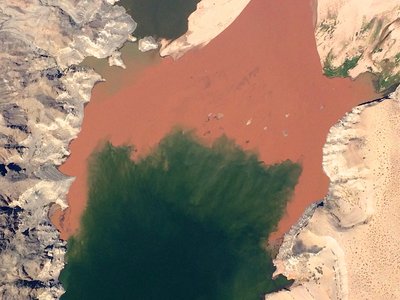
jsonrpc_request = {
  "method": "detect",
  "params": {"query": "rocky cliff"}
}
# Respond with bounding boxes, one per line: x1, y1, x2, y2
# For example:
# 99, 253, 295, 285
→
0, 1, 135, 298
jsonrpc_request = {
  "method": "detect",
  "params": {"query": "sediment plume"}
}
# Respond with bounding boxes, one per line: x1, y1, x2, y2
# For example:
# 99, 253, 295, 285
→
266, 87, 400, 299
0, 1, 135, 298
58, 0, 377, 243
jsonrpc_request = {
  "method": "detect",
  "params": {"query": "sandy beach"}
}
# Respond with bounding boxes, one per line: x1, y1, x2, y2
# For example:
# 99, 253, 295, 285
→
53, 0, 378, 240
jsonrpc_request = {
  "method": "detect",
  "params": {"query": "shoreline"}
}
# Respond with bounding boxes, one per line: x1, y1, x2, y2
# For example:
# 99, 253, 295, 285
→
267, 2, 400, 298
0, 1, 136, 298
266, 90, 400, 299
55, 0, 378, 241
159, 0, 252, 59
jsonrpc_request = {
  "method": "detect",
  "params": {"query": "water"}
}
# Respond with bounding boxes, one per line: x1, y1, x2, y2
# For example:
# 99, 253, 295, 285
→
119, 0, 200, 39
61, 130, 301, 299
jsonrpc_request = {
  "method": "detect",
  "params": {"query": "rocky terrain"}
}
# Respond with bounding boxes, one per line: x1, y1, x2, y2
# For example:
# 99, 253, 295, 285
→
0, 1, 135, 298
315, 0, 400, 92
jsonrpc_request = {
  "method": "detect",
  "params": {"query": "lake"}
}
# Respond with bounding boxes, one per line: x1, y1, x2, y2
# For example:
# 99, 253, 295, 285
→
60, 130, 300, 299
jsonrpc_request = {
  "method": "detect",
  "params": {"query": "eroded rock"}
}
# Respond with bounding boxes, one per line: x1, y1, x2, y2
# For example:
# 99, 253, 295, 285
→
0, 0, 135, 298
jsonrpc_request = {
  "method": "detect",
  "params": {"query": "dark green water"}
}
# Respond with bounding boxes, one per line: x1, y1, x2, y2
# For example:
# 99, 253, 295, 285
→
119, 0, 200, 39
60, 130, 301, 300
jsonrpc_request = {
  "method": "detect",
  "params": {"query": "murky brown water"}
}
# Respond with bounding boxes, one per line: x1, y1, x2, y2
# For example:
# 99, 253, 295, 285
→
53, 0, 378, 240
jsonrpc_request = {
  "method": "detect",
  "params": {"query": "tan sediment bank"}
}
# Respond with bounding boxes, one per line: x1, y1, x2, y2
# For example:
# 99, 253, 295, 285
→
315, 0, 400, 91
266, 89, 400, 299
265, 2, 400, 298
54, 0, 378, 240
160, 0, 251, 59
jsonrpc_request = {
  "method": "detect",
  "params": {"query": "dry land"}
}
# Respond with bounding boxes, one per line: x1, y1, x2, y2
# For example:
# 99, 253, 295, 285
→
267, 90, 400, 299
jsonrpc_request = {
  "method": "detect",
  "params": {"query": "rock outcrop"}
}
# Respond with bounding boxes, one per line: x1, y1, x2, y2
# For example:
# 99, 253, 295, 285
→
138, 36, 159, 52
0, 1, 135, 298
266, 88, 400, 299
315, 0, 400, 92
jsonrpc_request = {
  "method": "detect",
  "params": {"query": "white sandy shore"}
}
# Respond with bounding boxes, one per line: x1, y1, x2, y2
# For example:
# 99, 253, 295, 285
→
266, 88, 400, 299
159, 0, 251, 59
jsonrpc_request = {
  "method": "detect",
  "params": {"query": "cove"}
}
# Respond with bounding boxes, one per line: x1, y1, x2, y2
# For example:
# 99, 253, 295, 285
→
119, 0, 200, 39
60, 130, 301, 299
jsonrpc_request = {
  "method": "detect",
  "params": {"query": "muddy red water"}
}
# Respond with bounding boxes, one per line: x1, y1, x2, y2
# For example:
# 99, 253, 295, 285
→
53, 0, 378, 240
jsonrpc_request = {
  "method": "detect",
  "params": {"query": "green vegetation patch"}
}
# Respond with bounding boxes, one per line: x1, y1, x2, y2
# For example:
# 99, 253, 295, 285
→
373, 71, 400, 93
61, 130, 301, 300
372, 58, 400, 93
371, 19, 384, 42
318, 18, 337, 36
360, 17, 376, 35
323, 53, 361, 78
119, 0, 200, 39
394, 53, 400, 64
